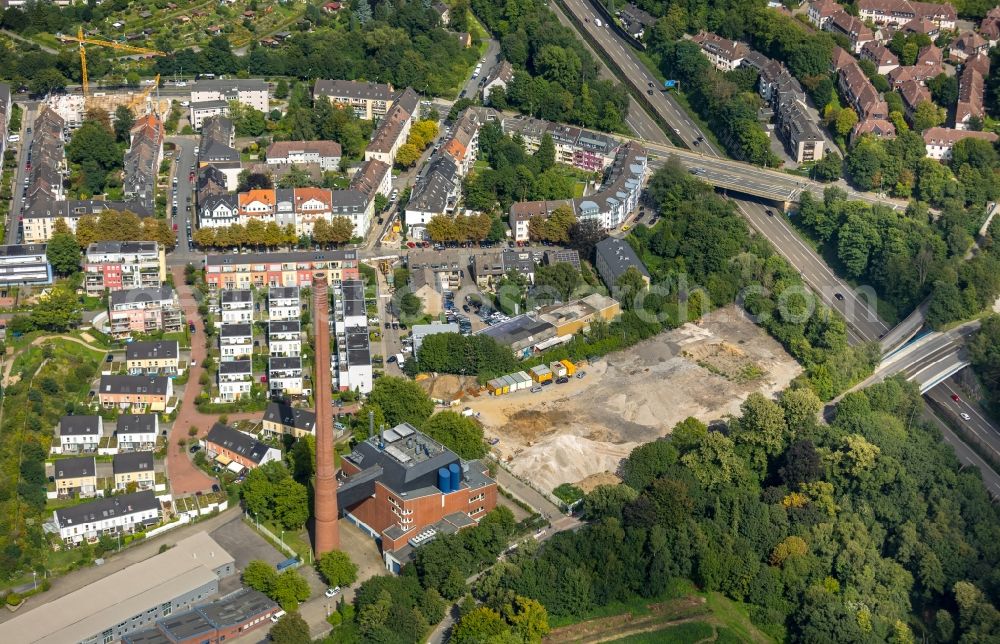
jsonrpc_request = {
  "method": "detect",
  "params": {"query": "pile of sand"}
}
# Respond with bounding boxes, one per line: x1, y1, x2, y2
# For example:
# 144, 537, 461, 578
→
509, 434, 637, 493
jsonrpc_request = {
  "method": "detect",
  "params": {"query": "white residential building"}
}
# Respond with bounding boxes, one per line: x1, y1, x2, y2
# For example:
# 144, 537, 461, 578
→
266, 140, 342, 171
189, 79, 269, 130
56, 416, 103, 454
923, 127, 999, 160
268, 357, 304, 396
84, 241, 165, 297
268, 286, 300, 321
219, 323, 253, 362
114, 414, 159, 452
221, 289, 254, 323
333, 280, 372, 395
53, 490, 160, 545
268, 320, 302, 357
218, 360, 253, 402
483, 60, 514, 104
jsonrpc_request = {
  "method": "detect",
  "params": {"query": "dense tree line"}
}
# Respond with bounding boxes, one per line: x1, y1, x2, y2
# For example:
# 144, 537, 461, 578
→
71, 210, 176, 251
464, 123, 583, 213
969, 314, 1000, 418
240, 461, 309, 531
478, 377, 1000, 642
192, 218, 356, 250
413, 332, 521, 381
654, 40, 778, 166
155, 3, 477, 97
332, 507, 539, 642
797, 187, 1000, 329
271, 82, 374, 160
797, 188, 949, 317
630, 160, 877, 399
472, 0, 630, 132
845, 131, 1000, 208
0, 341, 98, 581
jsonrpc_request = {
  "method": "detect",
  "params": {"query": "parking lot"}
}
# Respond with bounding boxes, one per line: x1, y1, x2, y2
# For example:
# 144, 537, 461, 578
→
209, 515, 287, 593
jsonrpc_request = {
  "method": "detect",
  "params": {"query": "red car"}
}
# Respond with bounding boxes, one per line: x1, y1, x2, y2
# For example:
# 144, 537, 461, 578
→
172, 223, 178, 231
951, 394, 961, 402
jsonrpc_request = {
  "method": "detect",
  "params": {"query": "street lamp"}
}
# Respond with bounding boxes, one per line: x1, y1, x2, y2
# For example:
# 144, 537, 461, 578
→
280, 530, 285, 549
32, 571, 36, 590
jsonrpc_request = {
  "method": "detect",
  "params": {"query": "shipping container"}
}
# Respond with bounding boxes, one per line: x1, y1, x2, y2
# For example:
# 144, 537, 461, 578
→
550, 362, 567, 378
501, 374, 518, 393
530, 364, 552, 383
512, 371, 532, 391
560, 359, 577, 376
487, 378, 505, 395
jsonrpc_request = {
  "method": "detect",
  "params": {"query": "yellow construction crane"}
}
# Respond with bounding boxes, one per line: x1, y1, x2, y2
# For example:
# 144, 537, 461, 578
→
128, 74, 161, 113
63, 27, 165, 100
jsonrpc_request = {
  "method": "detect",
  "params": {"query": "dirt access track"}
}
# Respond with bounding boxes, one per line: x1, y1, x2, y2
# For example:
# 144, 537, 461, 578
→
466, 306, 802, 494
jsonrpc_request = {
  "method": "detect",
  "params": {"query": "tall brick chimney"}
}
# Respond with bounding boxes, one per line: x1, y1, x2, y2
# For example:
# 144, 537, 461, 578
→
312, 273, 340, 553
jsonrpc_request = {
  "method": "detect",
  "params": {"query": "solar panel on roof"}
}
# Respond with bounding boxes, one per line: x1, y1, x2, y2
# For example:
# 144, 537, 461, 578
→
396, 425, 415, 437
385, 445, 411, 463
383, 428, 401, 443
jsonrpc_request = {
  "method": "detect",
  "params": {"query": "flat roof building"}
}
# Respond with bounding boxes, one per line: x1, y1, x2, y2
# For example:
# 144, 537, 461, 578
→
0, 532, 235, 644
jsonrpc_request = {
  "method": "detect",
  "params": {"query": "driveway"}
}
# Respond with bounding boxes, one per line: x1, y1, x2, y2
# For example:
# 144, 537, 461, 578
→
298, 519, 385, 638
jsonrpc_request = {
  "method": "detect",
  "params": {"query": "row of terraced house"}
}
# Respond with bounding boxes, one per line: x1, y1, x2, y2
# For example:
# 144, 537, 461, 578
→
22, 109, 164, 243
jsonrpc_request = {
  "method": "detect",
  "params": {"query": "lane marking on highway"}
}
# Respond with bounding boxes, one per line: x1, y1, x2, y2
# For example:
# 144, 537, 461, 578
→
938, 380, 1000, 437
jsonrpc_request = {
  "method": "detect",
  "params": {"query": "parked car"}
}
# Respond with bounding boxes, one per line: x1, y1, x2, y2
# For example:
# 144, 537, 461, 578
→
530, 385, 542, 393
960, 412, 971, 421
325, 587, 341, 598
556, 376, 569, 384
387, 355, 397, 363
189, 445, 201, 453
576, 371, 586, 379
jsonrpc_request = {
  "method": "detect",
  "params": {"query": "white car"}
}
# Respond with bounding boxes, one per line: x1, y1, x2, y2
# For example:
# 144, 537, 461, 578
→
960, 412, 971, 421
325, 587, 341, 598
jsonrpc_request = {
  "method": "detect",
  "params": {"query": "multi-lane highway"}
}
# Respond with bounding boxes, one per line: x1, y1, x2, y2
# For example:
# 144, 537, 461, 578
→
554, 0, 888, 345
554, 0, 1000, 490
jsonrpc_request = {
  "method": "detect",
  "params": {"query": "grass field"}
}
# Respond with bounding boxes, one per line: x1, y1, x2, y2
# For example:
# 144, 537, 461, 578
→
546, 580, 775, 644
611, 621, 714, 643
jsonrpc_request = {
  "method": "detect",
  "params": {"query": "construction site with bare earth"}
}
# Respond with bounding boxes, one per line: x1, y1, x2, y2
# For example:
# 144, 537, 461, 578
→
461, 305, 802, 495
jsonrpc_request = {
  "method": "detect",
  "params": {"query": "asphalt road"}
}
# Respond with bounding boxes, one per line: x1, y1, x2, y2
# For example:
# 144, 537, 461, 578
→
8, 102, 37, 245
166, 136, 198, 266
458, 39, 500, 101
555, 0, 1000, 491
558, 0, 888, 345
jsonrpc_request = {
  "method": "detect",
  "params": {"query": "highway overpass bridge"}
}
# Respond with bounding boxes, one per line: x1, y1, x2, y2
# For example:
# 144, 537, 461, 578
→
641, 142, 911, 210
860, 322, 979, 394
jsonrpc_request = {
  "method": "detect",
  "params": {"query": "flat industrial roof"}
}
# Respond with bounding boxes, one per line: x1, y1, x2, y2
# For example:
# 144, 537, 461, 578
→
0, 532, 234, 644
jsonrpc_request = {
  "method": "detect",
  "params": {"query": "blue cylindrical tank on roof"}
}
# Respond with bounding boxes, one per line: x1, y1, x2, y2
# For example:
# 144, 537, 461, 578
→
449, 463, 460, 491
438, 468, 451, 493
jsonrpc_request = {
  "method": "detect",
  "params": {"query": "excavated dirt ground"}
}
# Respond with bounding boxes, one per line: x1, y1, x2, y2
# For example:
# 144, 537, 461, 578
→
467, 306, 802, 494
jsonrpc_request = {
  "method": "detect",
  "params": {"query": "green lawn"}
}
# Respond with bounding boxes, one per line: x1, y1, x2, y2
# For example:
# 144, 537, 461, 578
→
611, 621, 714, 643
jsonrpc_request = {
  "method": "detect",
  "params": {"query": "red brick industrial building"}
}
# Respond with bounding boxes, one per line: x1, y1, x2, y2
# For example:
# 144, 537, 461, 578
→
337, 423, 497, 572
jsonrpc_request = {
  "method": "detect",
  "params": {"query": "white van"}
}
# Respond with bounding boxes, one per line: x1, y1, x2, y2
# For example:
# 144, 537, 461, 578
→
7, 134, 19, 143
270, 610, 286, 623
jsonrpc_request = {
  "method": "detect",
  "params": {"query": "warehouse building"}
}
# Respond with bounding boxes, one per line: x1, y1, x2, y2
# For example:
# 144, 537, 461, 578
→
0, 532, 235, 644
